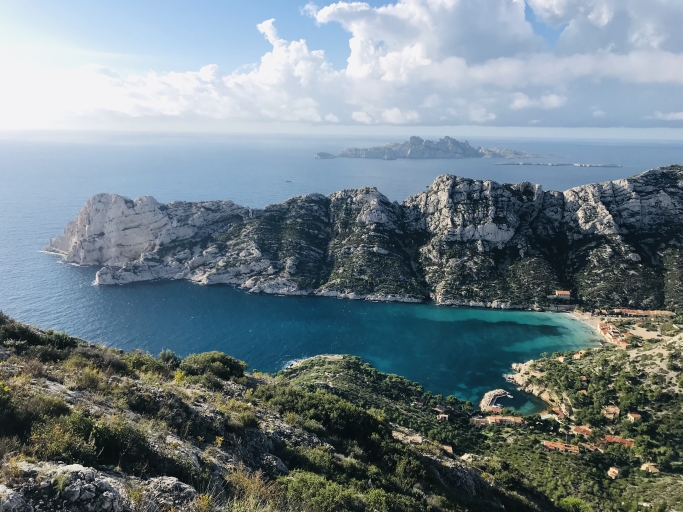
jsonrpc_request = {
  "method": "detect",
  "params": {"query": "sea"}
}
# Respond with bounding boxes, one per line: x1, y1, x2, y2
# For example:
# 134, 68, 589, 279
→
1, 132, 681, 413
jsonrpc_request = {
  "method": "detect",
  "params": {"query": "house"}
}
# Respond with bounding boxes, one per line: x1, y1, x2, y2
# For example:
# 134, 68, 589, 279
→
555, 290, 571, 300
541, 440, 579, 453
436, 414, 449, 421
580, 376, 588, 382
556, 356, 566, 363
627, 412, 641, 423
571, 425, 592, 437
578, 390, 588, 395
442, 445, 454, 454
412, 401, 424, 408
602, 405, 620, 420
607, 467, 622, 479
552, 407, 566, 420
488, 406, 503, 414
640, 463, 660, 473
573, 350, 588, 360
433, 404, 447, 413
604, 435, 634, 448
487, 416, 523, 425
580, 443, 604, 453
472, 417, 489, 427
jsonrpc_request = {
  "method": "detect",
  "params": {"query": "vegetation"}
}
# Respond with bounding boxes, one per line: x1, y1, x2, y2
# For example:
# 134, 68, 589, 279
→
2, 309, 683, 510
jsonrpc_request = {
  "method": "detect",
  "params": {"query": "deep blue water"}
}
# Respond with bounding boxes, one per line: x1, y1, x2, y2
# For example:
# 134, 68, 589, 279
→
1, 133, 680, 412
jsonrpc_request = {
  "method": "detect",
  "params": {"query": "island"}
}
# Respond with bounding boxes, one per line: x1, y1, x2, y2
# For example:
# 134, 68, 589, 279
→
318, 135, 552, 160
47, 165, 683, 312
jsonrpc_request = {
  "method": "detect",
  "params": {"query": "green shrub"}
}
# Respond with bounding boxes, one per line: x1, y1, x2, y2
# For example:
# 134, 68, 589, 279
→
27, 345, 69, 363
18, 394, 70, 424
0, 311, 10, 326
73, 346, 127, 374
123, 350, 169, 376
158, 349, 181, 369
41, 330, 77, 350
559, 497, 595, 512
280, 470, 361, 512
0, 322, 42, 346
180, 351, 247, 380
70, 368, 105, 391
238, 411, 260, 429
31, 411, 98, 465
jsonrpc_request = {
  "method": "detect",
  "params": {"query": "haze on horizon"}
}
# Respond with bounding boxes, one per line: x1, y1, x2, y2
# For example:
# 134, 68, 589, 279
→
1, 0, 682, 138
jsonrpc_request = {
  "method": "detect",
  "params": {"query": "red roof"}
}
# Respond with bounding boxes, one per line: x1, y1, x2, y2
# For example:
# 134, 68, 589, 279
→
604, 435, 634, 448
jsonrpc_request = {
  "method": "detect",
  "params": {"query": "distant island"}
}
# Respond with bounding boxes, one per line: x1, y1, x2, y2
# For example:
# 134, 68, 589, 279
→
316, 135, 553, 160
47, 165, 683, 312
495, 162, 622, 168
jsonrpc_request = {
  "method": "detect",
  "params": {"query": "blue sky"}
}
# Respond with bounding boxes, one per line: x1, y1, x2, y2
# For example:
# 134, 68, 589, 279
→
1, 0, 682, 133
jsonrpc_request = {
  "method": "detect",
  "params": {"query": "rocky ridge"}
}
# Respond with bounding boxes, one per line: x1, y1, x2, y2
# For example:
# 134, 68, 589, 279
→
334, 136, 548, 160
47, 165, 683, 310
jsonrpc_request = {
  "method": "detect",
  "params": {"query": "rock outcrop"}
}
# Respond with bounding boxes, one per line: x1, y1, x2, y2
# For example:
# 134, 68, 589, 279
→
47, 166, 683, 309
334, 135, 548, 159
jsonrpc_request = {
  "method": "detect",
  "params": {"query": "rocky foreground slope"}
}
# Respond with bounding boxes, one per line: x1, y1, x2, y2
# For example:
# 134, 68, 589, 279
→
48, 166, 683, 310
0, 313, 549, 511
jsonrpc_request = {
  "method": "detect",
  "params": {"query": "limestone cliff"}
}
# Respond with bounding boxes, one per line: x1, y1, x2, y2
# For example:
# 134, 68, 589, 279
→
47, 166, 683, 310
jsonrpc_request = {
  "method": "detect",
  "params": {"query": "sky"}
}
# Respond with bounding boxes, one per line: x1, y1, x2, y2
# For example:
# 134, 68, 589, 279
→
1, 0, 682, 135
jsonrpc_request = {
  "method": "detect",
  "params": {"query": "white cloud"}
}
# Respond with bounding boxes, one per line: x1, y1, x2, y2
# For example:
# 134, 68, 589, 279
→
381, 107, 420, 123
352, 111, 373, 123
653, 111, 683, 121
510, 93, 568, 110
0, 0, 682, 129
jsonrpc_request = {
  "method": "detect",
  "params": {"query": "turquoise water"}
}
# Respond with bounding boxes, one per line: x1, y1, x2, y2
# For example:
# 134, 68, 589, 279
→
2, 133, 677, 412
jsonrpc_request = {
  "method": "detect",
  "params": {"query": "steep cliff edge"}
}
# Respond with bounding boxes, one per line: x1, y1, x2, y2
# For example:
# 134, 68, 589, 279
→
47, 166, 683, 310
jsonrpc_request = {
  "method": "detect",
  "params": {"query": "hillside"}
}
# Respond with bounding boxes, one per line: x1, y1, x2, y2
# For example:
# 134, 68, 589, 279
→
46, 166, 683, 311
3, 308, 683, 510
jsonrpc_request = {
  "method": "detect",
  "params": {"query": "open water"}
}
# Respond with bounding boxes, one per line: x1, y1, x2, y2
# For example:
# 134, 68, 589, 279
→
1, 132, 681, 412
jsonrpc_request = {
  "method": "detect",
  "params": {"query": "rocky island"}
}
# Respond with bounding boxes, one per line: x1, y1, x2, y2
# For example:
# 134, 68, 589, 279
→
318, 136, 550, 160
47, 166, 683, 311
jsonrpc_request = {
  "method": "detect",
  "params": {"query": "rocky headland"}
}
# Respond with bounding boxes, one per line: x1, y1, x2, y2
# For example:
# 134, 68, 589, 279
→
327, 136, 549, 160
48, 165, 683, 311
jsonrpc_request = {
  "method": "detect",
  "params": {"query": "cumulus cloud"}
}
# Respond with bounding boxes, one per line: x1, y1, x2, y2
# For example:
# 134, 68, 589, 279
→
0, 0, 682, 129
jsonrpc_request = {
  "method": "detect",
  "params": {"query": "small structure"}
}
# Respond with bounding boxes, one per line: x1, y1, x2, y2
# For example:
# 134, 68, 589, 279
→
433, 404, 446, 414
604, 435, 634, 448
578, 390, 588, 395
555, 290, 571, 300
640, 463, 660, 473
436, 414, 449, 421
573, 350, 588, 360
472, 417, 489, 428
571, 425, 592, 437
602, 405, 621, 420
580, 443, 604, 453
487, 416, 523, 425
615, 309, 674, 317
627, 412, 641, 423
556, 356, 566, 363
541, 440, 579, 453
488, 406, 503, 414
607, 467, 622, 479
442, 445, 454, 454
412, 401, 424, 408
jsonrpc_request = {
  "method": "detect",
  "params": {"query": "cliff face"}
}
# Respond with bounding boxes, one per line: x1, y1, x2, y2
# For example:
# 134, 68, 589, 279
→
47, 166, 683, 309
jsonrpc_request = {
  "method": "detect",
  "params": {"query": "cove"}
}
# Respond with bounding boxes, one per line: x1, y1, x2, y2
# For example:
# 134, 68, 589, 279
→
39, 264, 600, 414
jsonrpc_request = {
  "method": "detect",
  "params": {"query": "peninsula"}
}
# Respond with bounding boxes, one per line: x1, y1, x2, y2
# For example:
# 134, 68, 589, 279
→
48, 165, 683, 311
316, 135, 551, 160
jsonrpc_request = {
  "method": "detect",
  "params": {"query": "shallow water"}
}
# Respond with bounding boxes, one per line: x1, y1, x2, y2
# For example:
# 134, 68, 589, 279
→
1, 133, 677, 412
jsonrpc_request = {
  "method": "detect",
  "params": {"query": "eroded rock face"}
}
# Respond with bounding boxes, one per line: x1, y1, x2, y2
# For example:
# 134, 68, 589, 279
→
47, 166, 683, 309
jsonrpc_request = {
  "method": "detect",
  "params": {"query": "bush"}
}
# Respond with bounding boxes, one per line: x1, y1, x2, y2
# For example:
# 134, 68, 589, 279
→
281, 471, 361, 512
123, 350, 169, 376
180, 351, 247, 381
158, 349, 181, 369
27, 345, 69, 363
73, 346, 127, 374
559, 497, 595, 512
0, 323, 42, 346
0, 311, 10, 326
70, 368, 105, 391
41, 330, 77, 350
238, 411, 260, 429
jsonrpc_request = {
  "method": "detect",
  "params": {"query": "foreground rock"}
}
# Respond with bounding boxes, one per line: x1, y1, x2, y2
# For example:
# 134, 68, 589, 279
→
47, 166, 683, 310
